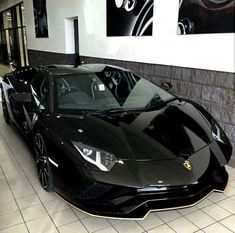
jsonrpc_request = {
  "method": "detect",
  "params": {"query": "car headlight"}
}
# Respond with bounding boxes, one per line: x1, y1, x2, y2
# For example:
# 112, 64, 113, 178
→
72, 142, 118, 172
211, 120, 225, 144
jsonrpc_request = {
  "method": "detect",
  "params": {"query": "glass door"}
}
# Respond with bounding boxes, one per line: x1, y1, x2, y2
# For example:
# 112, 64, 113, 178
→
0, 3, 29, 67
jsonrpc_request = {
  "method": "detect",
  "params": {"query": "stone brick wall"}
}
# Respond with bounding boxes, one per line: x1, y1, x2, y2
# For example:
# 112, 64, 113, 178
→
81, 56, 235, 158
28, 50, 76, 66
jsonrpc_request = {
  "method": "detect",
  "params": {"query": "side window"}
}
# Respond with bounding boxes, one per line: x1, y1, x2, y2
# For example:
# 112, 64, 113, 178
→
31, 72, 49, 109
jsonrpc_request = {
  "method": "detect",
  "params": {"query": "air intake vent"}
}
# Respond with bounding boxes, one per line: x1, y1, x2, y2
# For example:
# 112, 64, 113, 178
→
46, 65, 57, 68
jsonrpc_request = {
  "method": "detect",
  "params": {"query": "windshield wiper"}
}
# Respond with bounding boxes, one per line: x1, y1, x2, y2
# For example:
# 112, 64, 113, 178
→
145, 93, 165, 110
96, 108, 127, 114
58, 109, 127, 116
73, 108, 125, 115
145, 97, 177, 111
145, 101, 166, 111
94, 107, 145, 115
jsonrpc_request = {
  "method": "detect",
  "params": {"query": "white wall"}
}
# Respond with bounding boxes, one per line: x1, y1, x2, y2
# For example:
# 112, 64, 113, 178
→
78, 0, 235, 73
23, 0, 82, 54
1, 0, 234, 72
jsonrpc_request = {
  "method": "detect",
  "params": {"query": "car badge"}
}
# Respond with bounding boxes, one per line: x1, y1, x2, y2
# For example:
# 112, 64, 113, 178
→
183, 161, 192, 171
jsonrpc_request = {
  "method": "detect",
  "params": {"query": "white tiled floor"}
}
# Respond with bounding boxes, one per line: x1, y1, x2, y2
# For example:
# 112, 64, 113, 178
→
0, 109, 235, 233
0, 65, 10, 79
0, 65, 235, 233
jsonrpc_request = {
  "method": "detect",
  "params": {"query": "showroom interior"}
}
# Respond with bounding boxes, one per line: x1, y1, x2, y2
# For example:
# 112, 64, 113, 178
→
0, 0, 235, 233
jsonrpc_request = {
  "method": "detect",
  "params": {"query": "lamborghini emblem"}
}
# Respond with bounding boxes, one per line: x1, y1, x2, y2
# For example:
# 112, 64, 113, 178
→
183, 161, 192, 171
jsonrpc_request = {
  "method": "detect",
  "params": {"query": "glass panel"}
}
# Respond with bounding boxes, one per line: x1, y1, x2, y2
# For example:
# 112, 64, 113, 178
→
17, 28, 25, 66
3, 10, 12, 29
16, 5, 22, 27
0, 31, 8, 63
11, 7, 17, 29
23, 27, 29, 65
0, 12, 3, 30
31, 72, 49, 108
5, 30, 11, 61
1, 4, 28, 66
55, 72, 174, 112
9, 29, 16, 62
21, 4, 26, 27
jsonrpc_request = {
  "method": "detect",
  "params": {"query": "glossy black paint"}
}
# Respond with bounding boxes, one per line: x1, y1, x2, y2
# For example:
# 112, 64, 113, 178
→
1, 64, 232, 218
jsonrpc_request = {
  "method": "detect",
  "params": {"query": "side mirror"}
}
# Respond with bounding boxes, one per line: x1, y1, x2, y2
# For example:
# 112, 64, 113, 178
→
10, 93, 32, 104
10, 61, 18, 72
161, 81, 173, 91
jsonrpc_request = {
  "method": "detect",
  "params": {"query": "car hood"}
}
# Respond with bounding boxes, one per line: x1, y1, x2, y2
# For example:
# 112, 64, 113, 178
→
51, 99, 213, 161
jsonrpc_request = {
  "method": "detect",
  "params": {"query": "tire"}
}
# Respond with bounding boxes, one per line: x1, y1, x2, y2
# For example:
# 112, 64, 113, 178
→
34, 132, 53, 192
1, 90, 10, 124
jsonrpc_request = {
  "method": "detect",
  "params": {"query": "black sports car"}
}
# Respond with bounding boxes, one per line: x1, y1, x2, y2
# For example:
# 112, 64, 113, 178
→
0, 64, 232, 219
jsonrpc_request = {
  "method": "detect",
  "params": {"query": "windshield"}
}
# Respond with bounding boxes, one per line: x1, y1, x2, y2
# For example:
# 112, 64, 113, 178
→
54, 69, 174, 113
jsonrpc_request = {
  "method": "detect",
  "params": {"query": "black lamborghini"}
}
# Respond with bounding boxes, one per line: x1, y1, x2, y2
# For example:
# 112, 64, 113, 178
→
0, 64, 232, 219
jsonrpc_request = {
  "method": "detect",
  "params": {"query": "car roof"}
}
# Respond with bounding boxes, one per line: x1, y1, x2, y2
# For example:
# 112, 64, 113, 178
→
42, 63, 129, 76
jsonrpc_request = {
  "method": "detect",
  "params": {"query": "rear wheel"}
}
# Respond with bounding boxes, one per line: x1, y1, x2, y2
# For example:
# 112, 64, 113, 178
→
34, 132, 53, 192
1, 90, 10, 124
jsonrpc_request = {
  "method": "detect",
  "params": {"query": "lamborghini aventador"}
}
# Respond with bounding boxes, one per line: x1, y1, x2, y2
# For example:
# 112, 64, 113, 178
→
0, 64, 232, 219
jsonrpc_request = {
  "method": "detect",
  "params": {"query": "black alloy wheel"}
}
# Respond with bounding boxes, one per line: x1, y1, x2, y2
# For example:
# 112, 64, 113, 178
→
1, 90, 10, 124
34, 133, 53, 192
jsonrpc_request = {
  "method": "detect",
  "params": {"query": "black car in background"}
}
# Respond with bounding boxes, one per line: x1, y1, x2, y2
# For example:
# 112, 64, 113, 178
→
0, 64, 232, 219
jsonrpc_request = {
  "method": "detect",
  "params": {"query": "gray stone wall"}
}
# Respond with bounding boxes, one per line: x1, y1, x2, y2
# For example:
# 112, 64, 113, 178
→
81, 56, 235, 158
28, 50, 76, 66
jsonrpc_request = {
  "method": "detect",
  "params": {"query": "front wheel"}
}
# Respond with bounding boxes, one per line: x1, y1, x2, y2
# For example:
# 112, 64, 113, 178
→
1, 90, 10, 124
34, 132, 53, 192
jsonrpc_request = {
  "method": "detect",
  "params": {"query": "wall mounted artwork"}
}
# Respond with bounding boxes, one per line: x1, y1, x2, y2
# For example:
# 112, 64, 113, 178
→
33, 0, 49, 38
107, 0, 154, 36
178, 0, 235, 34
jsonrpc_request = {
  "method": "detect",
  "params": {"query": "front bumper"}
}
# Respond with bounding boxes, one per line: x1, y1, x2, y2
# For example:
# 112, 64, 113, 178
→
56, 166, 228, 219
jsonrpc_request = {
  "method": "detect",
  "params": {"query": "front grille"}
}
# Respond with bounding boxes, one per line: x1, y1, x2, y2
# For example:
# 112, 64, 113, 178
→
73, 182, 112, 200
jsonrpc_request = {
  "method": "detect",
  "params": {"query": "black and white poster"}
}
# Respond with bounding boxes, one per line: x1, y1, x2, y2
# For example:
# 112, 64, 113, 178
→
107, 0, 154, 36
178, 0, 235, 34
33, 0, 49, 38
